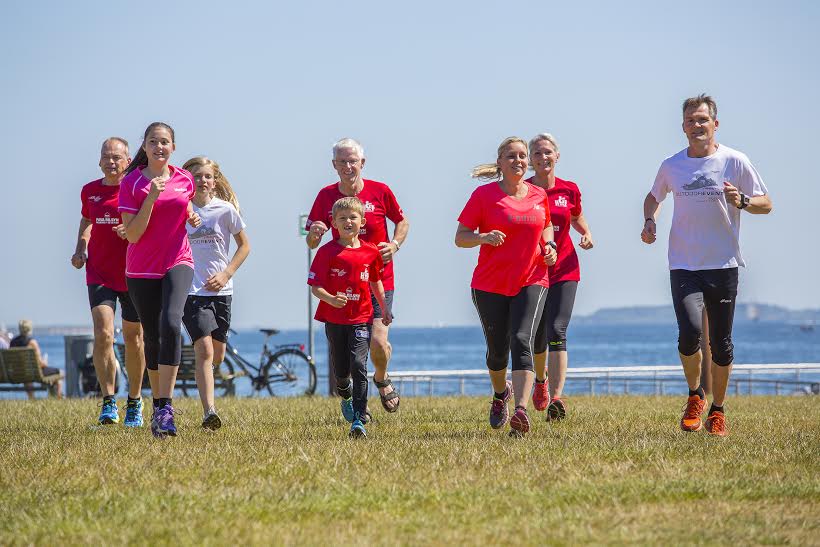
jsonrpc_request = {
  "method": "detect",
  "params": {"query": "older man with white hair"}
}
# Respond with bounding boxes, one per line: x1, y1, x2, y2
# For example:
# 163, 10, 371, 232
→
306, 138, 409, 415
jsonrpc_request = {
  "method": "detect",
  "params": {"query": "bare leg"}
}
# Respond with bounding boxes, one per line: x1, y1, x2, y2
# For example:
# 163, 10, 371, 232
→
158, 365, 179, 399
548, 351, 568, 399
489, 368, 508, 395
121, 320, 145, 399
711, 363, 732, 407
91, 306, 118, 397
680, 350, 702, 391
146, 369, 159, 399
534, 351, 547, 382
370, 321, 397, 410
512, 369, 534, 409
699, 308, 713, 397
194, 336, 215, 414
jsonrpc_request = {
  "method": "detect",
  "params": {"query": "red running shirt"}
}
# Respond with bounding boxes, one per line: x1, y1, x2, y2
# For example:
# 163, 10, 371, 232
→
80, 179, 128, 292
308, 241, 384, 325
118, 166, 195, 278
527, 177, 583, 284
306, 179, 404, 291
458, 182, 552, 296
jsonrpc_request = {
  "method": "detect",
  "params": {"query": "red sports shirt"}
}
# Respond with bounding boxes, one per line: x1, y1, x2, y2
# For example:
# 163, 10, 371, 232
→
80, 178, 128, 292
306, 179, 404, 291
308, 241, 384, 325
526, 177, 582, 284
458, 182, 552, 296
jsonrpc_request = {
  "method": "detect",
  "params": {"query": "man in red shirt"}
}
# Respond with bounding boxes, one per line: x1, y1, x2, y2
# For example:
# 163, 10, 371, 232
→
306, 138, 409, 413
72, 138, 146, 427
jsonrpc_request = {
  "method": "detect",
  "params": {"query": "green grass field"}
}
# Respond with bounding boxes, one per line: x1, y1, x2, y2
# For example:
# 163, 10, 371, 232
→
1, 395, 818, 545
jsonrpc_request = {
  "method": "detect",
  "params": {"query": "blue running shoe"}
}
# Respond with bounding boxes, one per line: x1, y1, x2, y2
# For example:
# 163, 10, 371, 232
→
340, 397, 356, 423
124, 398, 144, 428
98, 399, 119, 425
349, 413, 367, 438
151, 404, 177, 438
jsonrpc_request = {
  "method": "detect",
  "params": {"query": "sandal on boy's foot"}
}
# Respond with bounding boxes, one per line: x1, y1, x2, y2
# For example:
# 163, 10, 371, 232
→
340, 397, 356, 423
360, 407, 373, 424
532, 381, 550, 411
489, 381, 513, 430
349, 415, 367, 438
374, 377, 400, 412
546, 398, 567, 422
509, 407, 531, 437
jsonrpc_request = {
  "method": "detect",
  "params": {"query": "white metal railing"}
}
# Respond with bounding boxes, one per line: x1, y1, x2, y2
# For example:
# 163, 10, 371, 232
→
374, 363, 820, 397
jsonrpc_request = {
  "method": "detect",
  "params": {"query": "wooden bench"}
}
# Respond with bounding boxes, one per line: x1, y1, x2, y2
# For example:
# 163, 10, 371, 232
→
0, 348, 63, 396
114, 343, 245, 397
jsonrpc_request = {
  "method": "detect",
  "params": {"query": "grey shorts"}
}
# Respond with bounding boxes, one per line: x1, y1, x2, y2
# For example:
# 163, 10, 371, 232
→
370, 289, 394, 320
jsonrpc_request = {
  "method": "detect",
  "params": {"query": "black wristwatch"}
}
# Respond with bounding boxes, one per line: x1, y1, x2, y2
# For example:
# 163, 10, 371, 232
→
738, 192, 750, 209
546, 241, 557, 251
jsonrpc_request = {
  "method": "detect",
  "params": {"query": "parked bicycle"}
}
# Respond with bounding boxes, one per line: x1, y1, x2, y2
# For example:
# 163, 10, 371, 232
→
224, 328, 317, 397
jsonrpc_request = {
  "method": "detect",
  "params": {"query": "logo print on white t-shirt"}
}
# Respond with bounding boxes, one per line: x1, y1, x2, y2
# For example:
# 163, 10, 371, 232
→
683, 175, 717, 191
554, 196, 568, 208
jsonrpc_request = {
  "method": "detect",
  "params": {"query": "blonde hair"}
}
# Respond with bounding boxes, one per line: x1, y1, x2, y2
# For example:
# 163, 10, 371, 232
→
528, 133, 560, 154
183, 156, 241, 214
471, 137, 528, 181
332, 138, 365, 159
332, 196, 364, 218
18, 319, 33, 337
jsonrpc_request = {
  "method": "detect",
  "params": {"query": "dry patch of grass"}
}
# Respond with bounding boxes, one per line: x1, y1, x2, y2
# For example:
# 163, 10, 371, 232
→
1, 396, 818, 545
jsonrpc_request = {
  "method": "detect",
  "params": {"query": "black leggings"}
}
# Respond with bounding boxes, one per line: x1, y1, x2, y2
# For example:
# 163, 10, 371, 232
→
534, 280, 578, 353
325, 323, 371, 415
471, 285, 548, 372
670, 268, 738, 366
127, 265, 194, 370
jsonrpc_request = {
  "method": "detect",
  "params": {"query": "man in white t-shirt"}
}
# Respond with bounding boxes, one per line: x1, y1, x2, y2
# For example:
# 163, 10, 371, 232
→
641, 94, 772, 436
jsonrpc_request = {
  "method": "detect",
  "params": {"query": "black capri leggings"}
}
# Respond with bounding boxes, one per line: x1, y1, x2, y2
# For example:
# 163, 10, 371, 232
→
127, 265, 194, 370
471, 285, 548, 372
534, 280, 578, 354
325, 323, 371, 416
670, 268, 738, 366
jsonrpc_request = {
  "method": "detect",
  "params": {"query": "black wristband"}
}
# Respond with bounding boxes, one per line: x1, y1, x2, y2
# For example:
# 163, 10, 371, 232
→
645, 218, 655, 223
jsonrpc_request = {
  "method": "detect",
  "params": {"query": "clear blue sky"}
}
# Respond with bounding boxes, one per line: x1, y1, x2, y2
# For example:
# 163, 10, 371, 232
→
1, 1, 818, 329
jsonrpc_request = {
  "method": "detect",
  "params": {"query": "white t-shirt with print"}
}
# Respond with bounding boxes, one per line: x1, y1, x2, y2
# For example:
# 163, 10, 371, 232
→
187, 197, 246, 296
651, 144, 768, 271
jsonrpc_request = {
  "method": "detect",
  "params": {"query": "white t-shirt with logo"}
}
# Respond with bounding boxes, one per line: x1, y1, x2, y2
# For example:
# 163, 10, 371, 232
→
651, 144, 768, 271
186, 197, 246, 296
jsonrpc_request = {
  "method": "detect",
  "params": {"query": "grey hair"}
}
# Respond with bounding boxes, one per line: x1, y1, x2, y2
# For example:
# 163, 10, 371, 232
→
682, 94, 717, 120
332, 138, 365, 159
102, 137, 130, 153
528, 133, 559, 154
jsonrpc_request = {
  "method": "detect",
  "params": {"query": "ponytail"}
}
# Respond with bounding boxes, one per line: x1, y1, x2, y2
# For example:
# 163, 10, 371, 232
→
471, 136, 528, 182
125, 122, 176, 176
183, 156, 241, 215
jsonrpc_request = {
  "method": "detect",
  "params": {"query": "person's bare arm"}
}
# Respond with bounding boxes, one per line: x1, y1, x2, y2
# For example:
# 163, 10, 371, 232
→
455, 223, 504, 248
204, 230, 251, 292
641, 192, 661, 244
570, 213, 594, 249
71, 218, 92, 268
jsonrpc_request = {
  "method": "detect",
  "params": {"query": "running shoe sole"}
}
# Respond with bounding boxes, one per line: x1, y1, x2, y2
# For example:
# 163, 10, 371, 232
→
202, 413, 222, 431
546, 399, 567, 422
510, 409, 530, 436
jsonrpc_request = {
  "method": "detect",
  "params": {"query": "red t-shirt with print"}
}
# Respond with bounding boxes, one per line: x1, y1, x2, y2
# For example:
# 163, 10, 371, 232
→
80, 178, 128, 292
308, 241, 384, 324
458, 182, 552, 296
527, 176, 582, 283
306, 179, 404, 291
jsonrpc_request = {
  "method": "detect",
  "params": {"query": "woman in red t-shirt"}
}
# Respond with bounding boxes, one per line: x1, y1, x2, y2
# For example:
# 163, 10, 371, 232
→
527, 133, 594, 421
455, 137, 557, 437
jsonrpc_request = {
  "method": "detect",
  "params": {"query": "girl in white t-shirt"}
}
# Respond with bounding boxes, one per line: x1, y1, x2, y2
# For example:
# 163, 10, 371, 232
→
181, 157, 251, 429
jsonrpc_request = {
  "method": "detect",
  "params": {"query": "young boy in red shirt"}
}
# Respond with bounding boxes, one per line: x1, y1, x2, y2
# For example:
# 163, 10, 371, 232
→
308, 197, 393, 437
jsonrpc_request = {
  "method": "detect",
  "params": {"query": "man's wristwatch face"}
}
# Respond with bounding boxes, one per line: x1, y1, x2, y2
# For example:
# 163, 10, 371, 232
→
740, 193, 750, 209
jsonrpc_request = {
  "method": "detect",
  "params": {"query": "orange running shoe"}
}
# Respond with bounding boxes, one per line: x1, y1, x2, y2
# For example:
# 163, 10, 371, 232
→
680, 395, 707, 432
705, 410, 728, 436
532, 381, 550, 411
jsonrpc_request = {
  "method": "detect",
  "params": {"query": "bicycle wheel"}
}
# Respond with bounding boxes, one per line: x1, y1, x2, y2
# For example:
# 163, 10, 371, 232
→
263, 348, 316, 396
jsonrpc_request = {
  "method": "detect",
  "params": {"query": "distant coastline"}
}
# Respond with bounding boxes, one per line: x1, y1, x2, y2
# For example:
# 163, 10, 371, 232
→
12, 303, 819, 335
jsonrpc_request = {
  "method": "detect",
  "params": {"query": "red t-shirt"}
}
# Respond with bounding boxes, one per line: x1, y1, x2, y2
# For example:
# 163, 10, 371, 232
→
306, 179, 404, 291
118, 166, 195, 278
80, 179, 128, 292
458, 182, 552, 296
308, 241, 384, 325
527, 176, 582, 284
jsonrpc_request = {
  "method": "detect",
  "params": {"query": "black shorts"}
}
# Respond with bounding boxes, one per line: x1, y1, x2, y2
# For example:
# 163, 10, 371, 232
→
370, 289, 394, 319
88, 284, 139, 323
182, 295, 232, 343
